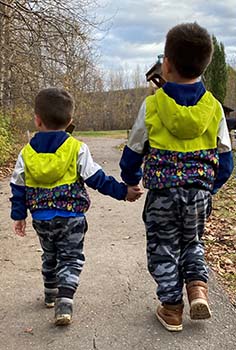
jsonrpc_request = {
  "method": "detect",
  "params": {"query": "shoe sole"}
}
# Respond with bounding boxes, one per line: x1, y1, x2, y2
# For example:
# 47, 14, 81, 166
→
190, 299, 211, 320
45, 302, 55, 308
55, 314, 72, 326
156, 311, 183, 332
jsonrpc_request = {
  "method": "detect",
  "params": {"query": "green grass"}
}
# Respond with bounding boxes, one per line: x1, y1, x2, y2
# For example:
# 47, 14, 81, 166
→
74, 130, 128, 138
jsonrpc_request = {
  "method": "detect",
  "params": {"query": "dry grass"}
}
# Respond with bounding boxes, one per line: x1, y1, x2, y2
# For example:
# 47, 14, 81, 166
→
75, 130, 128, 139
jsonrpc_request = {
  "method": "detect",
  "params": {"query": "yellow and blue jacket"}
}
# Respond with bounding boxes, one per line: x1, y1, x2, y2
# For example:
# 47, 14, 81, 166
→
120, 81, 233, 193
10, 132, 127, 220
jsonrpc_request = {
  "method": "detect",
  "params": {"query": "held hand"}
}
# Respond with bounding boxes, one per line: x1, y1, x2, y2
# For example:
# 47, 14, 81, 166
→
126, 185, 144, 202
13, 220, 26, 237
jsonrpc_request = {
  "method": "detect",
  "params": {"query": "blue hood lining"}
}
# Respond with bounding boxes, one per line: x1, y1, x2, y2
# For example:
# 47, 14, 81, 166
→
163, 81, 206, 106
30, 131, 69, 153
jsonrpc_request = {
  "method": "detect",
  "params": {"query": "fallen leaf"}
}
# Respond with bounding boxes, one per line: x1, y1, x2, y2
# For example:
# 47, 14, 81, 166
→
24, 327, 33, 334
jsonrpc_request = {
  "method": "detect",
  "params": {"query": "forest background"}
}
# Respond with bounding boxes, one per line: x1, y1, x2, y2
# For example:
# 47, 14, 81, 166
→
0, 0, 236, 166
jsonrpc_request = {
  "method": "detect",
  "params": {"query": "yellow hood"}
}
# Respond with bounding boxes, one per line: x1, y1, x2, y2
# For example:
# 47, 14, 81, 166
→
155, 89, 218, 140
22, 137, 81, 187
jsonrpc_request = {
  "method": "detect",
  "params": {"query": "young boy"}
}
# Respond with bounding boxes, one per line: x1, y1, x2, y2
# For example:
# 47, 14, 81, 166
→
119, 22, 233, 331
10, 87, 143, 326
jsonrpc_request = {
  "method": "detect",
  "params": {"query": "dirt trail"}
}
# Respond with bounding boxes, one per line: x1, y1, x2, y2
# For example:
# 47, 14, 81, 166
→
0, 137, 236, 350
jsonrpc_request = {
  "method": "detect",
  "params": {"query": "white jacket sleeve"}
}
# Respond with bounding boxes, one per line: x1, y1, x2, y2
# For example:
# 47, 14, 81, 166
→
77, 143, 101, 180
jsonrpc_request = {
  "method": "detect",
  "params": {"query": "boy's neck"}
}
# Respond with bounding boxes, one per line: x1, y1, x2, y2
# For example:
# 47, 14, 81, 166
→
167, 71, 199, 85
169, 78, 199, 84
38, 128, 64, 132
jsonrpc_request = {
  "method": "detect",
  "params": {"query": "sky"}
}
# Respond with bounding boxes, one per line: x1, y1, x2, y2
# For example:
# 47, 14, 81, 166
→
95, 0, 236, 76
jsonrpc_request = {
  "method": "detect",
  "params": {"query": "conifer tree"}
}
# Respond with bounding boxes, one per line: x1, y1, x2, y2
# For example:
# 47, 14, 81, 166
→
203, 35, 227, 104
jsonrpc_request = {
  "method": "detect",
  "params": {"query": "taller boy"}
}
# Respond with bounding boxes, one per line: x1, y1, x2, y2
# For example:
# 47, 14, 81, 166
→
120, 22, 233, 331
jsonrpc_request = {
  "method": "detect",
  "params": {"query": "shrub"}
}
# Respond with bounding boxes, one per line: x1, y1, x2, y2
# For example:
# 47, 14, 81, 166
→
0, 116, 13, 166
0, 110, 31, 167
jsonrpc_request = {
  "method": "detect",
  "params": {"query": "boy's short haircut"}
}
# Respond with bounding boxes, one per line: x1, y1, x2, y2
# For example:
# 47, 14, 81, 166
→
164, 22, 213, 79
34, 87, 75, 129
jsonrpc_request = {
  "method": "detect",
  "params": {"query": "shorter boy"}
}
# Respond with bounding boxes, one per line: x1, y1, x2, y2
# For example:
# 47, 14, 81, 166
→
10, 87, 143, 326
119, 22, 233, 331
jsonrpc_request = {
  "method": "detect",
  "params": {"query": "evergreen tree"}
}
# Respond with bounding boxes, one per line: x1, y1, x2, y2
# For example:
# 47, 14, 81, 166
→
203, 35, 227, 104
225, 65, 236, 108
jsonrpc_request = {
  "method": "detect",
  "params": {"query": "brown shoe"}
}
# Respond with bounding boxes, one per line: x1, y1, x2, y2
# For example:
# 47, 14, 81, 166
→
186, 281, 211, 320
156, 303, 184, 332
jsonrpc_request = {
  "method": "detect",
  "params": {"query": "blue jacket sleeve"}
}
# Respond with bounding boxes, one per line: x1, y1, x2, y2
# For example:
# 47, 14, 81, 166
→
119, 145, 143, 185
10, 183, 27, 220
85, 169, 127, 200
212, 151, 234, 194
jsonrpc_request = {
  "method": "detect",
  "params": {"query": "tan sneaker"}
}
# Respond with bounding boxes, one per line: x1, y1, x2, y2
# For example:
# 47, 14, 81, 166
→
54, 298, 73, 326
156, 303, 184, 331
186, 281, 211, 320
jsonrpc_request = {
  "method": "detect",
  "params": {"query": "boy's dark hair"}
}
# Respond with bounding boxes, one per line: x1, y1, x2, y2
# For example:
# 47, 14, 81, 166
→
164, 22, 213, 79
34, 87, 74, 129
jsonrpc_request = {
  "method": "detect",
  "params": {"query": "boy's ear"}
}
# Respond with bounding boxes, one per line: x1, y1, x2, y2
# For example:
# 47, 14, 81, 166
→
67, 118, 73, 126
65, 118, 75, 134
34, 115, 42, 128
163, 57, 172, 74
161, 57, 173, 81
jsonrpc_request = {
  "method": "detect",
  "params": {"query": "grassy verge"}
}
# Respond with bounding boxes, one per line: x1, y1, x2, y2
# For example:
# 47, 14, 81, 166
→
205, 175, 236, 304
75, 130, 128, 139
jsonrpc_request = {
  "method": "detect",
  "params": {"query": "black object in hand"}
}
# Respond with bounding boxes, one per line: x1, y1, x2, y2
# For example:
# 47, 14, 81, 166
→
65, 123, 75, 134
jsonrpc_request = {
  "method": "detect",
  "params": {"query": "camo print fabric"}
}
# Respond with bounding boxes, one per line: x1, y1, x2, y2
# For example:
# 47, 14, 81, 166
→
142, 187, 211, 303
33, 216, 88, 297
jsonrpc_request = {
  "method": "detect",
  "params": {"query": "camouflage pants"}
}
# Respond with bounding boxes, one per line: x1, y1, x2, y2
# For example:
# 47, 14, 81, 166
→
142, 188, 212, 304
33, 216, 88, 299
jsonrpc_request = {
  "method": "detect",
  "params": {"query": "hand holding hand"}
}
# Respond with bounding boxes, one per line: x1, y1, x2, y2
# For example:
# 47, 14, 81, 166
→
14, 220, 26, 237
126, 185, 144, 202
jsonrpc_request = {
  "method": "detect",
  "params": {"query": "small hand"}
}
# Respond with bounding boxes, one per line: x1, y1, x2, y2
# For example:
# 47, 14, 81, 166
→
14, 220, 26, 237
126, 185, 144, 202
